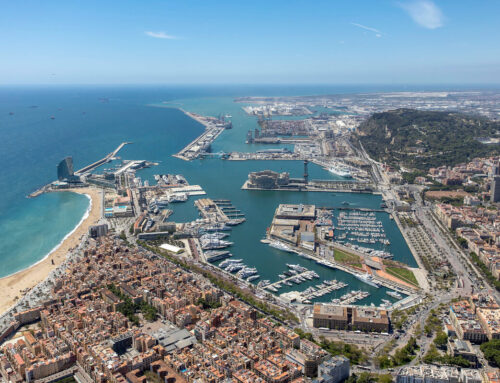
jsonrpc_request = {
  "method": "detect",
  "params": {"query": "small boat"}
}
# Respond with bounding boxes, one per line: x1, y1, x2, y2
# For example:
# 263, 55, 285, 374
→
387, 290, 403, 299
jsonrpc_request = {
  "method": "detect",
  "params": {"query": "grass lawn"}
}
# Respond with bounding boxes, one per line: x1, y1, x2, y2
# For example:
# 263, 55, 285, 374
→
386, 267, 419, 286
334, 248, 361, 264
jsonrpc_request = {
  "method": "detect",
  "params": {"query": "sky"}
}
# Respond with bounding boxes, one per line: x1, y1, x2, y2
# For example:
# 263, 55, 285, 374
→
1, 0, 499, 85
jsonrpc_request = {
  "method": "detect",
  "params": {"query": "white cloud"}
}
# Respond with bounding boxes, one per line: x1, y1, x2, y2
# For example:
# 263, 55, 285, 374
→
145, 31, 178, 39
399, 0, 444, 29
351, 23, 383, 37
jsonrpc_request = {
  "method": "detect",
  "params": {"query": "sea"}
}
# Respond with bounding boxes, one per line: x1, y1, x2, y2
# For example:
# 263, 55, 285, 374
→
0, 84, 465, 305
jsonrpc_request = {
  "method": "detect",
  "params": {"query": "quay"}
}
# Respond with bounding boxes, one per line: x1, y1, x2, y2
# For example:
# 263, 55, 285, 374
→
75, 142, 131, 175
265, 270, 316, 290
174, 109, 230, 161
271, 239, 419, 295
228, 152, 302, 161
299, 281, 348, 301
317, 206, 387, 213
195, 198, 230, 222
252, 137, 312, 144
27, 142, 130, 197
194, 198, 245, 224
241, 179, 375, 193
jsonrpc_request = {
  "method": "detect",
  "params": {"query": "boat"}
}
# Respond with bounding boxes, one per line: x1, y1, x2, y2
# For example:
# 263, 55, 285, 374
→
226, 218, 246, 226
169, 193, 188, 202
237, 267, 258, 279
226, 264, 244, 273
266, 285, 278, 292
204, 223, 232, 232
205, 251, 231, 262
270, 241, 293, 252
220, 259, 242, 266
201, 240, 233, 250
247, 275, 260, 282
316, 259, 337, 269
328, 166, 352, 178
201, 232, 229, 241
354, 273, 380, 288
386, 291, 403, 299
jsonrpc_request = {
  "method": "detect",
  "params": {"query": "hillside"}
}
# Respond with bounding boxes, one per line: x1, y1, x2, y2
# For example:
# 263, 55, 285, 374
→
356, 109, 500, 170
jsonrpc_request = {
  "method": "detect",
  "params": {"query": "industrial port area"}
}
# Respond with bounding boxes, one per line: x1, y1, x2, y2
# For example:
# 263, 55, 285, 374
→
4, 91, 500, 383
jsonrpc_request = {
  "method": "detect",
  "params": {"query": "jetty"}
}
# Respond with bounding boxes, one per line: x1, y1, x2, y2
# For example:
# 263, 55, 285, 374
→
76, 142, 131, 175
27, 142, 131, 198
173, 110, 230, 161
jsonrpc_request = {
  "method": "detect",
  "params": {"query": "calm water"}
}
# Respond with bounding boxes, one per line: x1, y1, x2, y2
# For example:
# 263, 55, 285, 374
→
0, 85, 426, 304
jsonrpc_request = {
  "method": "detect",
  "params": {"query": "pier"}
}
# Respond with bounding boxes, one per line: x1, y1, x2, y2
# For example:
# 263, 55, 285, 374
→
194, 198, 246, 225
265, 270, 316, 290
173, 110, 230, 161
299, 280, 348, 300
241, 179, 375, 193
76, 142, 131, 175
269, 239, 419, 295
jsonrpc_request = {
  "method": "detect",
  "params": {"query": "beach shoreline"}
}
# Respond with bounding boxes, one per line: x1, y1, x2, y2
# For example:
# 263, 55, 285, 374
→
0, 187, 102, 316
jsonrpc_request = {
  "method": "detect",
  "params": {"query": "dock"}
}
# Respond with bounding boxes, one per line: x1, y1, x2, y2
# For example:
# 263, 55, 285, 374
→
299, 280, 348, 300
241, 179, 375, 193
27, 142, 131, 198
265, 270, 315, 290
194, 198, 246, 225
269, 239, 418, 295
76, 142, 131, 175
173, 110, 230, 161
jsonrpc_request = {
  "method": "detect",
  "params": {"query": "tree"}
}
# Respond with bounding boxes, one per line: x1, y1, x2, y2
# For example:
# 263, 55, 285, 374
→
434, 331, 448, 348
480, 340, 500, 367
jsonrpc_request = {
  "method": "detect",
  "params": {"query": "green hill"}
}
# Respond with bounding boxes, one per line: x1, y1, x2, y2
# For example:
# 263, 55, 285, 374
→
356, 109, 500, 170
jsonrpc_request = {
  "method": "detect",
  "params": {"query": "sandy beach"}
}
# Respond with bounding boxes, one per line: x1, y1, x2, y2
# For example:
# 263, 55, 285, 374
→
0, 187, 102, 316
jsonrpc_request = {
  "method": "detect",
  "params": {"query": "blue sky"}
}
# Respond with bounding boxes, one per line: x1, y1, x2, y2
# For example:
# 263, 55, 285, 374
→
1, 0, 499, 84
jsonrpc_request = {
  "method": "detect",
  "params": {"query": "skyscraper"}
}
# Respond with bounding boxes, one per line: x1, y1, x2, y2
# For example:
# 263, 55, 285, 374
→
491, 176, 500, 203
57, 157, 75, 181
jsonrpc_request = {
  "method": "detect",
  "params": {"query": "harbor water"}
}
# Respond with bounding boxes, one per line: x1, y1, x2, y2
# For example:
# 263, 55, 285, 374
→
0, 86, 417, 305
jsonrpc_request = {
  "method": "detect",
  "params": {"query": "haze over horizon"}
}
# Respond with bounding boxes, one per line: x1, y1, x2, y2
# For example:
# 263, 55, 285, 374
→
2, 0, 499, 86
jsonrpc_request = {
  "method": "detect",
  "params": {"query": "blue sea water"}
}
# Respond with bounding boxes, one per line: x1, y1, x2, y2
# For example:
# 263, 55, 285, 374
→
1, 84, 471, 303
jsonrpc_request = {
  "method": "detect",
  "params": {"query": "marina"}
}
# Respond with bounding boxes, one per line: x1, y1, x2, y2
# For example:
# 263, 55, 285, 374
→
334, 210, 391, 246
298, 279, 349, 302
195, 198, 246, 226
333, 290, 371, 305
4, 91, 419, 310
263, 264, 319, 292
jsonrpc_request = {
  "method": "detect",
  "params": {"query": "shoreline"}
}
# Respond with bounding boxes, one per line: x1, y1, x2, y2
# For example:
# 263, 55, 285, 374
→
0, 194, 92, 281
0, 187, 102, 316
